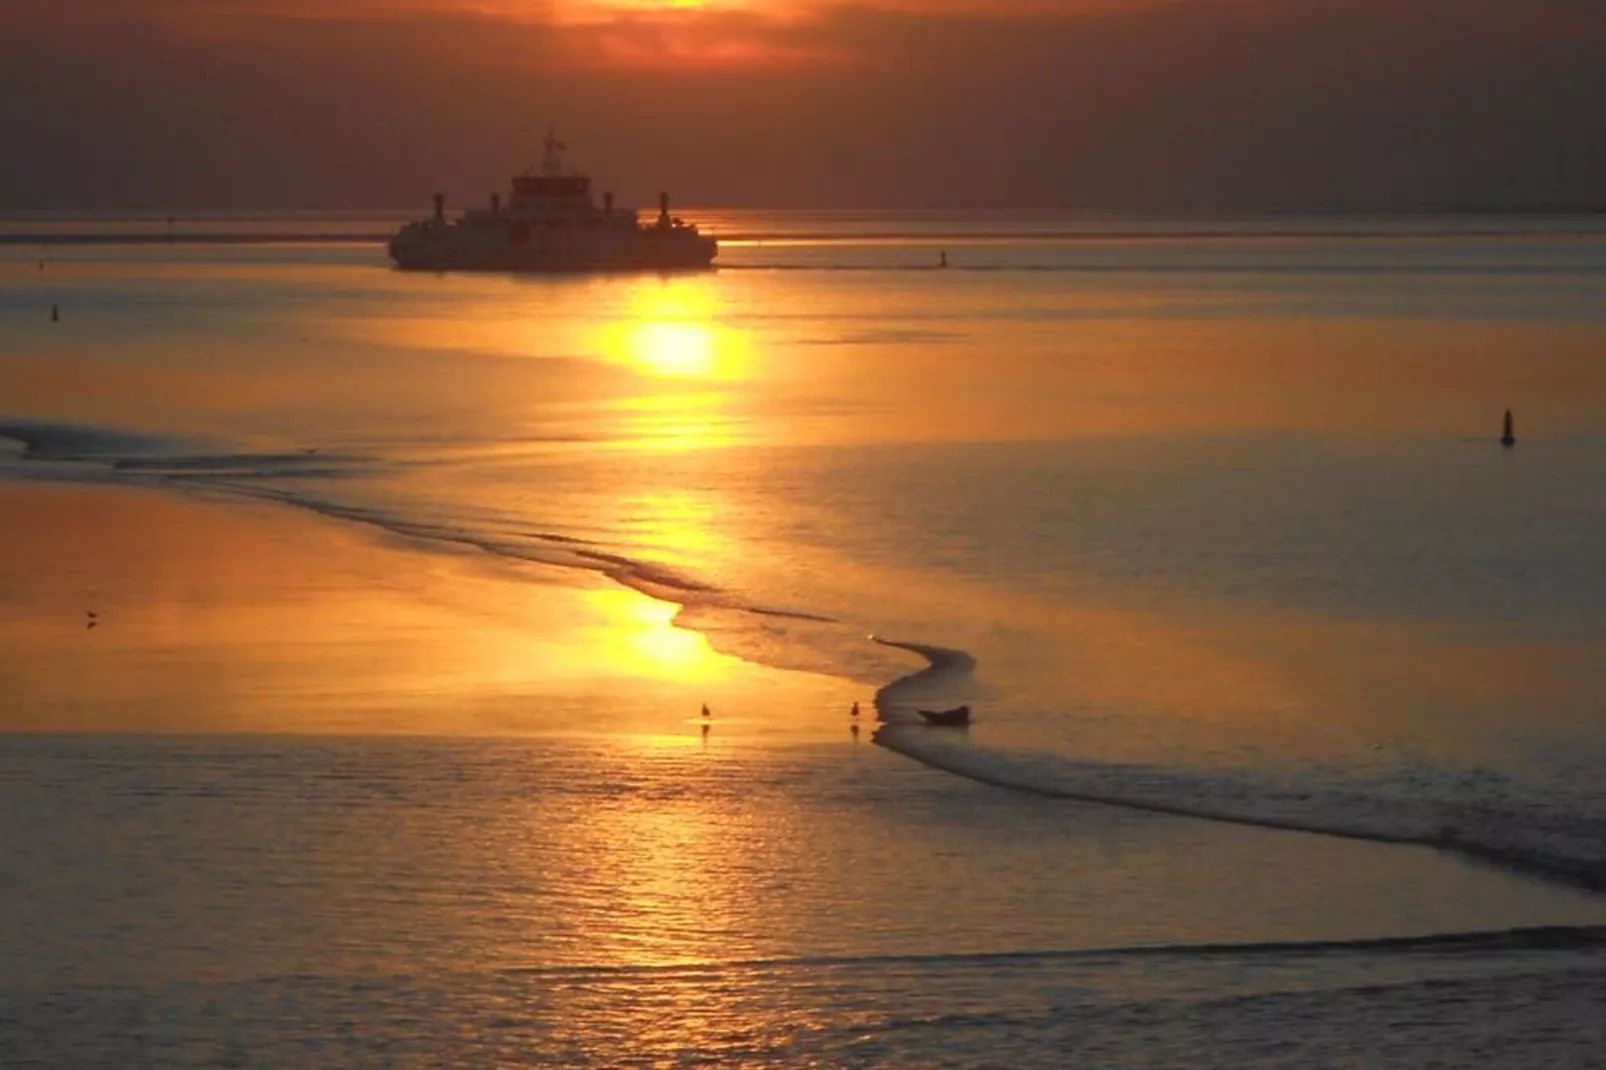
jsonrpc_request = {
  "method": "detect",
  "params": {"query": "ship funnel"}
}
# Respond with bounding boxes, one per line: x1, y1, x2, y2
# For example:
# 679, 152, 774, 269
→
433, 193, 445, 221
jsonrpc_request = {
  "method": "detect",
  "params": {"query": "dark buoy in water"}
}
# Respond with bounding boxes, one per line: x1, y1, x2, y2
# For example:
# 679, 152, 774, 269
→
50, 303, 58, 323
1501, 408, 1515, 448
939, 250, 948, 269
701, 702, 711, 719
850, 700, 860, 719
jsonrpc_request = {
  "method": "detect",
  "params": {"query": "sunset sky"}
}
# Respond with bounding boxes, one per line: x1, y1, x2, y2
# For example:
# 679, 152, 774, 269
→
3, 0, 1602, 209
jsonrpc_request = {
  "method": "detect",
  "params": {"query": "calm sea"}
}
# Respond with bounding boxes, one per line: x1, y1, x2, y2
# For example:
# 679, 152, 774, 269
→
3, 212, 1606, 1065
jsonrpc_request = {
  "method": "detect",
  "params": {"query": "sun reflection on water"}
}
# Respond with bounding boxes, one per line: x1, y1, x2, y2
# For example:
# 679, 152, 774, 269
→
601, 280, 750, 382
630, 321, 719, 378
612, 398, 744, 450
582, 587, 729, 683
590, 279, 755, 448
621, 490, 729, 558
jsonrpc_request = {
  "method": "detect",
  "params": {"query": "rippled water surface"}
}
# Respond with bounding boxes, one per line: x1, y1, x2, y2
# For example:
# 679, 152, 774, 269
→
3, 212, 1606, 1064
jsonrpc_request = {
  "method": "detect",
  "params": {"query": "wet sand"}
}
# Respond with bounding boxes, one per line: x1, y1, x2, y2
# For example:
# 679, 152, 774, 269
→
0, 481, 854, 738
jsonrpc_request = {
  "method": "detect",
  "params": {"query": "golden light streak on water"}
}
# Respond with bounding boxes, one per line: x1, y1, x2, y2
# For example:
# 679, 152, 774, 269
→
620, 490, 729, 557
562, 745, 795, 974
618, 410, 744, 450
583, 588, 731, 683
629, 321, 721, 378
596, 279, 750, 381
596, 281, 752, 445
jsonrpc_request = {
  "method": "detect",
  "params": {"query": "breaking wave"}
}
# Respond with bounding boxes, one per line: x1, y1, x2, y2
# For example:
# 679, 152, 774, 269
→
493, 923, 1606, 980
0, 417, 854, 670
870, 643, 1606, 895
9, 416, 1606, 897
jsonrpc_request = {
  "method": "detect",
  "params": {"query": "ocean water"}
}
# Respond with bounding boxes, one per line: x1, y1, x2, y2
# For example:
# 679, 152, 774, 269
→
3, 213, 1606, 1065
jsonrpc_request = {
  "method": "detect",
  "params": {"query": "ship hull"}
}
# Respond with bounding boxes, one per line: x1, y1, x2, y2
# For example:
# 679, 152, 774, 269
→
388, 230, 717, 273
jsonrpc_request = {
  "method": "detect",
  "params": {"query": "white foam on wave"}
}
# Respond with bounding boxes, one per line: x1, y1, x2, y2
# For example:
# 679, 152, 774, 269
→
13, 416, 1606, 894
3, 416, 878, 681
870, 637, 977, 724
870, 641, 1606, 894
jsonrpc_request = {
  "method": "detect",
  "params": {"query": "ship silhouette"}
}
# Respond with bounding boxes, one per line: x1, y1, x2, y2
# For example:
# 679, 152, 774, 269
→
389, 132, 717, 272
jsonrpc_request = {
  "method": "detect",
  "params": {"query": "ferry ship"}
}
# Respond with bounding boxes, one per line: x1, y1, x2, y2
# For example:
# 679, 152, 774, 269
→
389, 133, 717, 272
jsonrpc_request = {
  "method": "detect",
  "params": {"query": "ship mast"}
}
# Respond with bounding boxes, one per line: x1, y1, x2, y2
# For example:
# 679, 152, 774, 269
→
540, 129, 567, 177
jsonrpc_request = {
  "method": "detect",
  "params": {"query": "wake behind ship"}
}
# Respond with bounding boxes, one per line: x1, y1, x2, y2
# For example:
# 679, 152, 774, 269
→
388, 133, 717, 272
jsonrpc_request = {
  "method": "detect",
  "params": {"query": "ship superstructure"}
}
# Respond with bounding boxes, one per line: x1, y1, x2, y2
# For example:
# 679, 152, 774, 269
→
389, 133, 717, 271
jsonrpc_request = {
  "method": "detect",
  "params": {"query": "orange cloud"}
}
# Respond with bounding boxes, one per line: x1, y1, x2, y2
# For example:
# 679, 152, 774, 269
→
242, 0, 847, 69
589, 24, 843, 67
553, 5, 846, 68
6, 0, 1180, 34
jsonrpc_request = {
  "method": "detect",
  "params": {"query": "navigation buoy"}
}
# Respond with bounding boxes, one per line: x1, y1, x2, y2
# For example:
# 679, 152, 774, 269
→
701, 702, 711, 719
1501, 408, 1515, 448
850, 700, 860, 719
939, 250, 948, 269
50, 303, 58, 323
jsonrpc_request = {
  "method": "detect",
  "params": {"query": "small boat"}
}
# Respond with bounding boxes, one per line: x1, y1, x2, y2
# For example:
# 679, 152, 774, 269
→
917, 704, 971, 727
